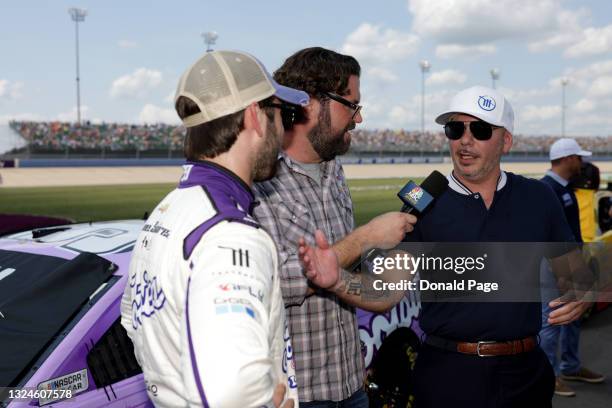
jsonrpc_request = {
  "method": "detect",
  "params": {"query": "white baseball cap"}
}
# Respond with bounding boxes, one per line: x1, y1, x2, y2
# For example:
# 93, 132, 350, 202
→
435, 85, 515, 133
549, 138, 592, 160
175, 50, 310, 128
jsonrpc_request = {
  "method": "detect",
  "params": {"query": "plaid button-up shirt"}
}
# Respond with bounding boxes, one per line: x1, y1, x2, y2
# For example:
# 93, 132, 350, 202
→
253, 153, 364, 402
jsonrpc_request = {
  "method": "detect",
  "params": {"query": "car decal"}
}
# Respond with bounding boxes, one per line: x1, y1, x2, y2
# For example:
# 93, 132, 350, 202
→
37, 368, 88, 405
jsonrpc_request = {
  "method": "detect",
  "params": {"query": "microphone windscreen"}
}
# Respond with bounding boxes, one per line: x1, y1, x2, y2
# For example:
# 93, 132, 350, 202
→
420, 170, 449, 199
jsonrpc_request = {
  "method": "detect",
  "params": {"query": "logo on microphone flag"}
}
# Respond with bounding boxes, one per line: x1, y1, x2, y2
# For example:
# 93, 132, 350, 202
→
406, 186, 424, 205
398, 181, 434, 213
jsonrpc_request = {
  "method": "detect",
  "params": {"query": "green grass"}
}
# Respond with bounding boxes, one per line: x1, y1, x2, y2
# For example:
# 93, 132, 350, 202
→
0, 177, 422, 226
0, 184, 175, 222
349, 178, 422, 226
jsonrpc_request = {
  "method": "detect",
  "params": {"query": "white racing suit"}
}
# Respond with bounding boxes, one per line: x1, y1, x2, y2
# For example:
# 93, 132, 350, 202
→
121, 161, 298, 407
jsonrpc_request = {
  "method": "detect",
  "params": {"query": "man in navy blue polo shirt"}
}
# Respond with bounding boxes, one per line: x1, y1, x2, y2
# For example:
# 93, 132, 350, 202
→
539, 138, 605, 397
402, 86, 591, 407
296, 86, 593, 407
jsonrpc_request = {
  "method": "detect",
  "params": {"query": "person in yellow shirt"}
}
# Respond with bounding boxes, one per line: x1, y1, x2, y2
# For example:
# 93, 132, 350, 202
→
571, 161, 600, 242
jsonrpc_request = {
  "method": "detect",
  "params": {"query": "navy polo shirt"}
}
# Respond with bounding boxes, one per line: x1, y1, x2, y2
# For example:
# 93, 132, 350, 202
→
540, 171, 582, 243
404, 171, 575, 341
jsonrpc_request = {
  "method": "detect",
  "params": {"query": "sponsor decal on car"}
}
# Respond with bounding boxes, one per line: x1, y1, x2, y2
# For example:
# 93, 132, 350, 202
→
37, 368, 88, 405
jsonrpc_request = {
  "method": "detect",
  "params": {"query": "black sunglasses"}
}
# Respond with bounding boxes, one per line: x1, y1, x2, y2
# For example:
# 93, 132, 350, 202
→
322, 92, 362, 120
262, 102, 300, 129
444, 120, 502, 141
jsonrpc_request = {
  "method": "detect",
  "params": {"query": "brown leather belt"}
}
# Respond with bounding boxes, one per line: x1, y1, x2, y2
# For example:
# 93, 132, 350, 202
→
425, 335, 538, 357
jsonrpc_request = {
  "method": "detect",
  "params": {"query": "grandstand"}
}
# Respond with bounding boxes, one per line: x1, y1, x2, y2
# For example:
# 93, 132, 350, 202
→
2, 121, 612, 161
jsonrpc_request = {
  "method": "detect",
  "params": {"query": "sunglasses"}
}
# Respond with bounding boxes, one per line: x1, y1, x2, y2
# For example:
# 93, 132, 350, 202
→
322, 91, 362, 120
444, 120, 502, 141
262, 102, 300, 129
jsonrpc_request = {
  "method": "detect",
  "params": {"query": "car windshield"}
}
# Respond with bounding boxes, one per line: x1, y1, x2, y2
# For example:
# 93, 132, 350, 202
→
0, 249, 115, 388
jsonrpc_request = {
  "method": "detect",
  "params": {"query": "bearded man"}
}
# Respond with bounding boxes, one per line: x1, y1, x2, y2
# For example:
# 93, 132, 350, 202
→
253, 47, 416, 407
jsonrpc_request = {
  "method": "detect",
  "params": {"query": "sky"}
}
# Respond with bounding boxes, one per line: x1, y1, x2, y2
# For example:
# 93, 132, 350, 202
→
1, 0, 612, 136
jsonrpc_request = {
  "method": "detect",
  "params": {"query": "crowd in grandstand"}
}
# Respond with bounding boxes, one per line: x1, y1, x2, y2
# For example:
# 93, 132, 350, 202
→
349, 129, 612, 154
10, 121, 184, 152
9, 121, 612, 154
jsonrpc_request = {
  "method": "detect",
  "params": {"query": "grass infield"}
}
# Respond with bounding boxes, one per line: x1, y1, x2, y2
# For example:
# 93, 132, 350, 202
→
0, 177, 422, 227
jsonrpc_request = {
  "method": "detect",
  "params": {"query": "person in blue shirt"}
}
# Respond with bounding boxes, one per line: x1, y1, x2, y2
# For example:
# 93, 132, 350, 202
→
297, 86, 593, 407
398, 86, 592, 407
539, 138, 605, 397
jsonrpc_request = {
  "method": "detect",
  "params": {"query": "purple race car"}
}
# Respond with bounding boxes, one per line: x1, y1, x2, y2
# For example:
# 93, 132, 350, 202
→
0, 220, 422, 407
0, 221, 152, 407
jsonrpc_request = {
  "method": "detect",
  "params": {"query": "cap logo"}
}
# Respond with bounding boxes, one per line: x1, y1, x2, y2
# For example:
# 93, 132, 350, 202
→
478, 95, 496, 111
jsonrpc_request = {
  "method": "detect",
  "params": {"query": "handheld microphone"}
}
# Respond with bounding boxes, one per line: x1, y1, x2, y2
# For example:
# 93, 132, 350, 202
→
349, 171, 448, 272
397, 170, 449, 214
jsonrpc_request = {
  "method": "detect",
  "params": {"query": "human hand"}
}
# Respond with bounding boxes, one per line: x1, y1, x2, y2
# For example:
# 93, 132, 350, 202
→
273, 383, 295, 408
362, 212, 417, 250
298, 230, 340, 289
547, 296, 592, 325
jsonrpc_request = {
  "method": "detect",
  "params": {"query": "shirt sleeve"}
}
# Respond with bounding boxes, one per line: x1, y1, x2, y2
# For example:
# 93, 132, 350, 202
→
542, 183, 576, 243
182, 223, 278, 408
252, 187, 310, 307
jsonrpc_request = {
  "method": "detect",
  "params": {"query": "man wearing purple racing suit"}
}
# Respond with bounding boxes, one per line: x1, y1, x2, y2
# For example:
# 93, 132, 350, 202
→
121, 50, 309, 407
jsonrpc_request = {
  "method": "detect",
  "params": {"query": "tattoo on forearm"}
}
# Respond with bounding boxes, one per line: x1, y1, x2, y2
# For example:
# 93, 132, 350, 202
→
339, 269, 362, 296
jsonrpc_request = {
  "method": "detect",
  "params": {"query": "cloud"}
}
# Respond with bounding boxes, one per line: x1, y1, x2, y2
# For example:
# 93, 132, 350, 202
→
520, 104, 561, 122
564, 25, 612, 58
551, 60, 612, 93
118, 40, 138, 48
408, 0, 561, 45
426, 69, 467, 86
165, 90, 176, 103
569, 104, 612, 129
0, 112, 44, 125
361, 97, 385, 119
362, 90, 455, 130
435, 43, 496, 58
341, 23, 420, 63
586, 76, 612, 98
499, 86, 555, 105
388, 104, 419, 128
138, 104, 180, 124
527, 8, 589, 53
0, 80, 9, 97
408, 0, 612, 64
573, 98, 595, 113
57, 106, 90, 122
0, 79, 24, 100
366, 66, 399, 84
110, 68, 162, 99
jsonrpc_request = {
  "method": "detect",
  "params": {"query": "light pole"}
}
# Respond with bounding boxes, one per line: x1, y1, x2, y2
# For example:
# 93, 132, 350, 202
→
561, 77, 569, 137
490, 68, 500, 89
202, 31, 218, 52
68, 7, 87, 126
419, 60, 431, 136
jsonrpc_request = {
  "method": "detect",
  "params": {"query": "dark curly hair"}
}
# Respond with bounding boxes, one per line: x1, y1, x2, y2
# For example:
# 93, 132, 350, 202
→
274, 47, 360, 97
176, 96, 275, 161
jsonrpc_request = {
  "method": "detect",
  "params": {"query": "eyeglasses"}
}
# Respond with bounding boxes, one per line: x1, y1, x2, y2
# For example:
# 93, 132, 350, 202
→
262, 102, 300, 129
444, 120, 502, 141
322, 91, 362, 120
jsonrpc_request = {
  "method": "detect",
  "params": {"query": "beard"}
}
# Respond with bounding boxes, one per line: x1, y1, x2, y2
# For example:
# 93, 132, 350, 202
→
253, 119, 281, 182
452, 137, 504, 182
307, 101, 354, 162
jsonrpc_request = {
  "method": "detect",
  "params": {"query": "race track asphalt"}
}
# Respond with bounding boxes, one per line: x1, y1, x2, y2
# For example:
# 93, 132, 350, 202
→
554, 306, 612, 408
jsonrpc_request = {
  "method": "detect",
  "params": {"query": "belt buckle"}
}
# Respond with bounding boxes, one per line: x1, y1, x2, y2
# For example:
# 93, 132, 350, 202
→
476, 341, 496, 357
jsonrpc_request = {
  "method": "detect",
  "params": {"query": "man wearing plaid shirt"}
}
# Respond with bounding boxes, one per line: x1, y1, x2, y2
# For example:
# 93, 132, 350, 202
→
253, 47, 416, 407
